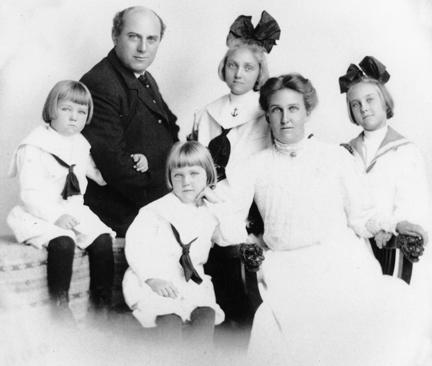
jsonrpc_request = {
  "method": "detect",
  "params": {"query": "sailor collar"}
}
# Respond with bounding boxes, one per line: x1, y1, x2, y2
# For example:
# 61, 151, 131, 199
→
206, 92, 264, 129
345, 126, 411, 173
148, 192, 211, 243
8, 124, 89, 177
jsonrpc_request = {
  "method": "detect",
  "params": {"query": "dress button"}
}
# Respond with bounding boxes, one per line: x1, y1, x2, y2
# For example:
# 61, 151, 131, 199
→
158, 119, 162, 124
152, 100, 156, 104
146, 84, 150, 88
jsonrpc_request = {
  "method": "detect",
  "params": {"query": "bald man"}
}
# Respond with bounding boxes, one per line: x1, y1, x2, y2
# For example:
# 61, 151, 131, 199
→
81, 6, 179, 236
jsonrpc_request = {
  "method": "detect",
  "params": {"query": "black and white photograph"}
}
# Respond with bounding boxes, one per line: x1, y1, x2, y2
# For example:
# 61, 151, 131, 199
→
1, 0, 432, 365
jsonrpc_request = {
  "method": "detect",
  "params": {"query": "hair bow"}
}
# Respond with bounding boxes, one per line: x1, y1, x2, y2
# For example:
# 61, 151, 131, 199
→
227, 10, 281, 53
339, 56, 390, 93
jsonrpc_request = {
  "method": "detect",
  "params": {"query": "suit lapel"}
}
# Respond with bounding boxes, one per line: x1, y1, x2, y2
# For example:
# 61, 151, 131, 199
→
107, 50, 169, 120
136, 73, 169, 121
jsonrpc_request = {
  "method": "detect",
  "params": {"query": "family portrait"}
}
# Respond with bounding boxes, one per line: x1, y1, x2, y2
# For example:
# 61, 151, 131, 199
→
1, 0, 432, 365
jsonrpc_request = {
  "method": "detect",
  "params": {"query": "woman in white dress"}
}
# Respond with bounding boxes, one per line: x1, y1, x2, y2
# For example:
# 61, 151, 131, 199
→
190, 11, 280, 326
227, 74, 427, 365
339, 56, 431, 287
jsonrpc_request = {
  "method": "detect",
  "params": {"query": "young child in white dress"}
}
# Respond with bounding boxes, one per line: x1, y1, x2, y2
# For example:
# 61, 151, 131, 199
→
7, 80, 115, 322
123, 141, 246, 345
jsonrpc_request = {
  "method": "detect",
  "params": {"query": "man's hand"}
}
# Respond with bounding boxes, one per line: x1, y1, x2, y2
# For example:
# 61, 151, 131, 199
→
131, 153, 149, 173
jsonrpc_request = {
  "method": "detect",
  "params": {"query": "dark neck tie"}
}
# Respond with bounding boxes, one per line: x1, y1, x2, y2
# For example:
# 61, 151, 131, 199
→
170, 223, 202, 285
138, 73, 158, 100
208, 127, 232, 181
50, 153, 81, 200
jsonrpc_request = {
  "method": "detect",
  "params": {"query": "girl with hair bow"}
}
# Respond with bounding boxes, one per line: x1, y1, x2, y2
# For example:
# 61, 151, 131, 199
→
188, 10, 280, 331
225, 72, 429, 366
339, 56, 431, 287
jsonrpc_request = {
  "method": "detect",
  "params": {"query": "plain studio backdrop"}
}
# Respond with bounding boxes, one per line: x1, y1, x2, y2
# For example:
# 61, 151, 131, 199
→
0, 0, 432, 235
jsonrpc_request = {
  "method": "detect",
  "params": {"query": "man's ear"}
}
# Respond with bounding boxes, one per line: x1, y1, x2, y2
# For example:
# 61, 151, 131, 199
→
112, 33, 118, 46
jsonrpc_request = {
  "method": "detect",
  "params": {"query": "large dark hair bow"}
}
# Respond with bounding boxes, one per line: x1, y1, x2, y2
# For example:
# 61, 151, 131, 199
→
227, 10, 281, 53
339, 56, 390, 93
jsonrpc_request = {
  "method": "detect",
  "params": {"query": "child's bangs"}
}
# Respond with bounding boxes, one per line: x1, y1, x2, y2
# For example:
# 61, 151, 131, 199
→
166, 141, 216, 189
172, 148, 204, 169
59, 85, 91, 106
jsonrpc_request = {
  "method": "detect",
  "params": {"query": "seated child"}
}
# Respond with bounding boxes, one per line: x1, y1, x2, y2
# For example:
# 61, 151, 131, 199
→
339, 56, 430, 285
123, 141, 247, 346
7, 80, 115, 323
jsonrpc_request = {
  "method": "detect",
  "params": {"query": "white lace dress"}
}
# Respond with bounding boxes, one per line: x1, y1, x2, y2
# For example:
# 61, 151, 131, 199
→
228, 137, 427, 366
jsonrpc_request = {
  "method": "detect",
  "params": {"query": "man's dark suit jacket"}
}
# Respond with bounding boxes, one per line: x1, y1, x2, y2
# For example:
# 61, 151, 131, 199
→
81, 49, 179, 237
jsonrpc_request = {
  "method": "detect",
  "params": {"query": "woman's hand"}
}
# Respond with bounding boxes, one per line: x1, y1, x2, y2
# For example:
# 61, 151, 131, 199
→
146, 278, 179, 299
130, 153, 149, 173
396, 221, 429, 245
195, 186, 223, 206
374, 230, 393, 249
55, 214, 79, 230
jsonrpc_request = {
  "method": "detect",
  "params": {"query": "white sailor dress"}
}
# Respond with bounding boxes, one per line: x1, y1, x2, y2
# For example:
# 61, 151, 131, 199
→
7, 124, 115, 249
342, 126, 432, 287
122, 192, 246, 327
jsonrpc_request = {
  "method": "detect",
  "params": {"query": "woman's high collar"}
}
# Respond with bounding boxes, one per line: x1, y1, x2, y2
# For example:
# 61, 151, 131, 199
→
273, 136, 308, 156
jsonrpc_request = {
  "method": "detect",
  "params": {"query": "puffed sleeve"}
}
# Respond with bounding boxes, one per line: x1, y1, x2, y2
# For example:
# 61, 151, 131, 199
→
338, 149, 377, 238
125, 208, 170, 282
391, 145, 432, 235
16, 145, 65, 223
207, 194, 248, 245
207, 155, 258, 246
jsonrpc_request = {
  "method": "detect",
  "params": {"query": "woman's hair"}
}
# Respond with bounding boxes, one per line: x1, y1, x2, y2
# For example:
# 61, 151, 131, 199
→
259, 73, 318, 113
346, 78, 394, 124
218, 40, 269, 91
166, 141, 217, 190
42, 80, 94, 124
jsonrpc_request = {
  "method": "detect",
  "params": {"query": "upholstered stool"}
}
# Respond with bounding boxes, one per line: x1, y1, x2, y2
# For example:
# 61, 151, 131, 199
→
0, 235, 127, 320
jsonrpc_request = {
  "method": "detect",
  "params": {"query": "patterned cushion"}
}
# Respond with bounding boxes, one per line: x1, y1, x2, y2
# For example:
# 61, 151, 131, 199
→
0, 236, 127, 319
